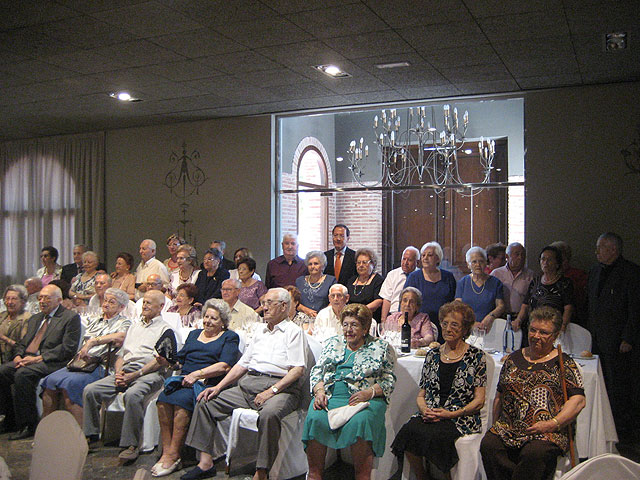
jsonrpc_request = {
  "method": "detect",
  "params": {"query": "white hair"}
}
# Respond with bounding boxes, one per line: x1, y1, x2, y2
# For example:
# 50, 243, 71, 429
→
282, 233, 297, 241
329, 283, 348, 296
402, 246, 419, 259
142, 239, 157, 250
420, 242, 444, 264
465, 246, 487, 264
105, 287, 129, 307
506, 242, 524, 255
305, 250, 327, 269
269, 287, 291, 310
223, 278, 241, 289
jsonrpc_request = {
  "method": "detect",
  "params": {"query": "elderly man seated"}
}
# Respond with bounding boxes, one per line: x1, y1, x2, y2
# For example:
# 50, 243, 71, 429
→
83, 290, 171, 463
314, 284, 349, 337
221, 278, 260, 332
0, 284, 81, 439
183, 288, 306, 480
23, 277, 43, 314
90, 273, 136, 319
134, 274, 172, 318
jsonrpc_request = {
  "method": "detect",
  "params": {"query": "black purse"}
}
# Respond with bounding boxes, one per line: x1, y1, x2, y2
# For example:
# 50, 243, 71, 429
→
67, 352, 101, 373
154, 329, 178, 366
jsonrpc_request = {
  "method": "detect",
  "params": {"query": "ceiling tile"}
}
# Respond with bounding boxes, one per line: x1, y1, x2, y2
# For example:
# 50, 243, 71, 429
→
0, 0, 78, 30
149, 28, 247, 58
260, 0, 357, 14
53, 0, 152, 14
324, 30, 414, 59
426, 44, 502, 69
41, 50, 127, 74
340, 90, 406, 104
286, 4, 388, 38
267, 81, 336, 100
398, 21, 487, 50
91, 1, 204, 38
364, 0, 472, 28
350, 52, 430, 74
393, 85, 460, 100
6, 60, 78, 83
35, 15, 137, 49
0, 27, 77, 58
465, 0, 562, 18
455, 79, 520, 94
88, 39, 186, 67
516, 74, 583, 89
234, 68, 310, 87
564, 2, 640, 35
256, 41, 347, 68
196, 50, 282, 74
440, 63, 513, 83
218, 17, 314, 48
477, 11, 569, 41
145, 60, 223, 81
372, 64, 449, 88
159, 0, 279, 26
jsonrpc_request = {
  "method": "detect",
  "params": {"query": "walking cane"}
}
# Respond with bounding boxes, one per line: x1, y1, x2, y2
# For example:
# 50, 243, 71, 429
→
556, 344, 576, 468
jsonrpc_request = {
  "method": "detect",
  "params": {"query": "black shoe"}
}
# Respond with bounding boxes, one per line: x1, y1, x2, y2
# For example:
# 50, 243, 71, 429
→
180, 465, 216, 480
9, 426, 34, 441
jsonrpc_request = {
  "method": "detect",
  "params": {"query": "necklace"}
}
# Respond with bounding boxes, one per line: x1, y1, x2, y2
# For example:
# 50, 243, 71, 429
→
542, 272, 560, 285
470, 276, 486, 295
525, 347, 555, 369
442, 343, 466, 361
179, 269, 192, 282
353, 275, 371, 296
305, 275, 324, 290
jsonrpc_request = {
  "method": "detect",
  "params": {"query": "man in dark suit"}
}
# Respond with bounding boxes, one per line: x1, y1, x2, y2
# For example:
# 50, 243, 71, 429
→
61, 244, 106, 283
211, 240, 236, 271
324, 224, 357, 285
587, 232, 640, 440
0, 284, 81, 439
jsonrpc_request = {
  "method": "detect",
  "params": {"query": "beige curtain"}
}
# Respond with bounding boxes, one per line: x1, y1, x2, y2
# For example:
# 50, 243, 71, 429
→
0, 132, 104, 290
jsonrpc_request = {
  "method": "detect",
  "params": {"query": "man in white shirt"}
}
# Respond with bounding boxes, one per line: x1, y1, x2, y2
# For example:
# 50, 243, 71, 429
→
221, 278, 260, 331
83, 290, 171, 462
134, 274, 172, 319
380, 246, 419, 322
135, 239, 169, 300
23, 277, 42, 315
90, 273, 137, 319
490, 242, 534, 316
185, 288, 305, 480
314, 283, 349, 335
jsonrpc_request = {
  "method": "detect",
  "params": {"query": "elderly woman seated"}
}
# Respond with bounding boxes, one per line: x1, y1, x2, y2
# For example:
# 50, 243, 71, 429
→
36, 245, 62, 286
40, 288, 132, 426
480, 306, 585, 480
455, 246, 505, 332
70, 250, 102, 306
170, 244, 200, 293
295, 251, 336, 318
153, 299, 239, 477
167, 283, 201, 328
303, 303, 396, 480
285, 285, 313, 331
392, 301, 487, 478
0, 285, 31, 363
382, 287, 439, 348
237, 257, 268, 313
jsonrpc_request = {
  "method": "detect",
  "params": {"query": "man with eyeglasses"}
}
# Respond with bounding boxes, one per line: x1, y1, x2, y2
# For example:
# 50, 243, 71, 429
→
221, 278, 260, 331
184, 288, 306, 480
0, 284, 81, 439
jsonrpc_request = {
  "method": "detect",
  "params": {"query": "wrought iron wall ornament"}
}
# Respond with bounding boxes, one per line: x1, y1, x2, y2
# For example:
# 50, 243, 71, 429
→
163, 141, 207, 242
621, 125, 640, 176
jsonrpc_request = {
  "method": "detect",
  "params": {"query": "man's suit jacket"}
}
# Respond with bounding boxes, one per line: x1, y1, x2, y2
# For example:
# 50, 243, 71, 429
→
587, 256, 640, 354
61, 262, 107, 283
14, 305, 81, 368
324, 247, 357, 286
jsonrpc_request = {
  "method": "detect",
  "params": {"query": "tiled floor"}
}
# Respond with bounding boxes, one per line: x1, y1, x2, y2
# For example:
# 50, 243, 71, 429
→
1, 431, 639, 480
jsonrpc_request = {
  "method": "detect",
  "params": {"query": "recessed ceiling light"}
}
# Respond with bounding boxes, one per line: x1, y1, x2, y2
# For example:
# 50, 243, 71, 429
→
374, 61, 411, 69
109, 91, 141, 102
313, 64, 351, 78
605, 32, 627, 51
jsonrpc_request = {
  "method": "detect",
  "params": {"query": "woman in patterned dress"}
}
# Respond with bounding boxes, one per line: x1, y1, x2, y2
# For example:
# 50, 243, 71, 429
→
303, 303, 396, 480
295, 251, 336, 318
481, 306, 585, 480
391, 300, 487, 478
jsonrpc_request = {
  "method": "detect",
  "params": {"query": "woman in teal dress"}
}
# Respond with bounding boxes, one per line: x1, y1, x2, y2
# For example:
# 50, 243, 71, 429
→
303, 303, 396, 480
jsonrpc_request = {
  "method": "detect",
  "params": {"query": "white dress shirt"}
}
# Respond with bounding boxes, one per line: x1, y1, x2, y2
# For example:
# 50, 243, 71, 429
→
379, 267, 413, 313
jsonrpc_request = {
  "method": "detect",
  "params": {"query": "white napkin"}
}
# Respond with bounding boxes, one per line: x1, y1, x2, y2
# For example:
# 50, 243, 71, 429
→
327, 402, 370, 430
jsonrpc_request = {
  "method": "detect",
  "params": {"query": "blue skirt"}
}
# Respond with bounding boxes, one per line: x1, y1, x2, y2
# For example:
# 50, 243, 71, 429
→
41, 366, 105, 406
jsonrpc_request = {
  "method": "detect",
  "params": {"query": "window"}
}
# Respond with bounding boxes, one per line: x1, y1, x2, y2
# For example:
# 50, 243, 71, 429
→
296, 146, 329, 256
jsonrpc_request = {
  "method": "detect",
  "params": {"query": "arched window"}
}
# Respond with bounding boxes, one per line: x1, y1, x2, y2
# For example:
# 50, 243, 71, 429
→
297, 146, 328, 256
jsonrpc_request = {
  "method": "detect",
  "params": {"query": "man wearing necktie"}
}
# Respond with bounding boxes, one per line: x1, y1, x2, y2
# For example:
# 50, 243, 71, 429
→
324, 224, 357, 286
0, 284, 81, 440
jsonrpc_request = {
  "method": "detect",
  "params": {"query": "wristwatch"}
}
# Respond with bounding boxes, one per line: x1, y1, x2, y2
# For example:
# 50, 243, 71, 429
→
271, 386, 279, 394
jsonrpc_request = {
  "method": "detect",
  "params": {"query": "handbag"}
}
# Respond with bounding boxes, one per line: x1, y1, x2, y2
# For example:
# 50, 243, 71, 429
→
327, 401, 370, 430
67, 352, 102, 373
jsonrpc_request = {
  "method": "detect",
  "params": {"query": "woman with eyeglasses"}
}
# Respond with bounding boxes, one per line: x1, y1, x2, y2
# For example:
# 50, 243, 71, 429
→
347, 248, 384, 324
392, 301, 487, 479
303, 303, 396, 480
481, 306, 585, 480
36, 246, 62, 286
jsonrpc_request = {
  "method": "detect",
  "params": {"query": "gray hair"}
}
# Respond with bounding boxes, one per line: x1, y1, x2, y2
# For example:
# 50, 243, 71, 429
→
269, 287, 292, 310
222, 278, 241, 289
420, 242, 443, 265
142, 238, 157, 250
355, 248, 378, 271
212, 240, 226, 251
74, 244, 88, 251
3, 284, 28, 304
104, 287, 129, 308
465, 246, 487, 264
329, 283, 348, 296
95, 272, 112, 284
402, 246, 420, 260
598, 232, 623, 253
82, 250, 99, 262
401, 286, 423, 308
529, 306, 563, 334
305, 250, 327, 270
282, 233, 298, 242
202, 298, 231, 329
506, 242, 525, 256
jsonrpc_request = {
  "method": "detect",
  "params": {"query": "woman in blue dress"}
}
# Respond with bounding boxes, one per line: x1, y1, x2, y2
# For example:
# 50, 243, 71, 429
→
295, 251, 336, 318
455, 246, 505, 333
152, 299, 240, 477
303, 304, 396, 480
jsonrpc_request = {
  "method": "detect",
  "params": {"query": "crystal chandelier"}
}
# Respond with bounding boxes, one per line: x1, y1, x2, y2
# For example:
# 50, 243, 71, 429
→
344, 105, 495, 195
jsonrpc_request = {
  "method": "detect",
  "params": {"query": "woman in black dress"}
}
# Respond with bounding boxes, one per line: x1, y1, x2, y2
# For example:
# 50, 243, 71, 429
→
347, 248, 384, 325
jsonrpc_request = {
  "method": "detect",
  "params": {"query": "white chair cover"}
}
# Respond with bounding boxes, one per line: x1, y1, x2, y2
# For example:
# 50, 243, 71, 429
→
402, 352, 496, 480
482, 318, 522, 352
556, 324, 592, 356
558, 453, 640, 479
30, 410, 87, 480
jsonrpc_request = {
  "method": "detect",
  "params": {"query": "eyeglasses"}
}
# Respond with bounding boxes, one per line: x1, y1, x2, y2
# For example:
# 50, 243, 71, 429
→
441, 321, 462, 330
356, 260, 371, 266
529, 327, 554, 338
261, 300, 284, 308
342, 322, 362, 330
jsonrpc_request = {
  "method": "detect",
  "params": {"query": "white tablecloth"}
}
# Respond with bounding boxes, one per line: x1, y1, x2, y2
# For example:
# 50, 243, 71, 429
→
374, 351, 618, 480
